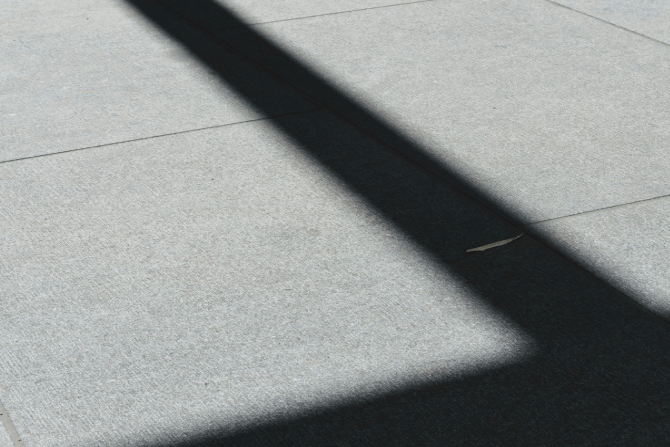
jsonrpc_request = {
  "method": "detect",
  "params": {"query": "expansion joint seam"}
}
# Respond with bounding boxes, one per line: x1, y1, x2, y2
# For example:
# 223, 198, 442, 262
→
543, 0, 670, 48
153, 0, 670, 331
525, 193, 670, 225
0, 109, 318, 166
208, 0, 440, 29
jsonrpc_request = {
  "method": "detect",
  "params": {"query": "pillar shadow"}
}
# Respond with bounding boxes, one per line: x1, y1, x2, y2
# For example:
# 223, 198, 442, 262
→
124, 1, 670, 445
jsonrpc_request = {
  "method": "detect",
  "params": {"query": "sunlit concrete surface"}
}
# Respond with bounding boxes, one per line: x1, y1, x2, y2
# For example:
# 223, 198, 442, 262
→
174, 0, 433, 27
0, 112, 533, 446
0, 414, 13, 447
3, 0, 670, 445
552, 0, 670, 44
170, 0, 670, 320
209, 0, 670, 223
531, 196, 670, 316
0, 0, 314, 162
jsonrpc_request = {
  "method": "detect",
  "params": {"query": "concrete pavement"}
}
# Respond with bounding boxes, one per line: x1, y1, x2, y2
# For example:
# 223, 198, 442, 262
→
2, 0, 670, 445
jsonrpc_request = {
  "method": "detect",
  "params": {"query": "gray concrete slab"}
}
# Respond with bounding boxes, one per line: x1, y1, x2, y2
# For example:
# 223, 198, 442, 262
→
0, 418, 14, 447
552, 0, 670, 45
4, 1, 670, 445
162, 0, 430, 28
184, 0, 670, 223
0, 0, 314, 162
530, 196, 670, 317
3, 107, 670, 446
0, 111, 534, 446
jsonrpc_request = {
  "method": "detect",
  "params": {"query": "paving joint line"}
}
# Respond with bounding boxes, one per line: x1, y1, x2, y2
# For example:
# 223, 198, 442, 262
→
0, 399, 24, 447
519, 222, 670, 330
156, 0, 525, 229
0, 108, 319, 166
216, 0, 670, 51
154, 0, 670, 331
524, 193, 670, 226
544, 0, 670, 48
0, 4, 666, 444
207, 0, 440, 30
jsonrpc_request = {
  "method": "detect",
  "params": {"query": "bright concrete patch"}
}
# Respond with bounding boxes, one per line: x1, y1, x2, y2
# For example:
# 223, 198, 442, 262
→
211, 0, 670, 222
164, 0, 431, 27
0, 0, 313, 162
0, 418, 14, 447
0, 111, 532, 447
4, 0, 670, 444
552, 0, 670, 45
530, 196, 670, 317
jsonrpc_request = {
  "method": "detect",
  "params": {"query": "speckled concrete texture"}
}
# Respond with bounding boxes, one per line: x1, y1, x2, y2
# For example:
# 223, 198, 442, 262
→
3, 108, 670, 446
0, 418, 14, 447
192, 0, 670, 222
162, 0, 431, 28
0, 111, 534, 446
0, 0, 314, 162
4, 0, 670, 445
552, 0, 670, 45
530, 196, 670, 316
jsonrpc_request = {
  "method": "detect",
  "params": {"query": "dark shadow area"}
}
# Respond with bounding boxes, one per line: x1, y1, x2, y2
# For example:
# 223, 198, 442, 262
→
122, 1, 670, 445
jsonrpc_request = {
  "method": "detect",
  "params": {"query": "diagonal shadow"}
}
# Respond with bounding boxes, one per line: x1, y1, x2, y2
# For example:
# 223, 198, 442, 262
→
122, 1, 670, 445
